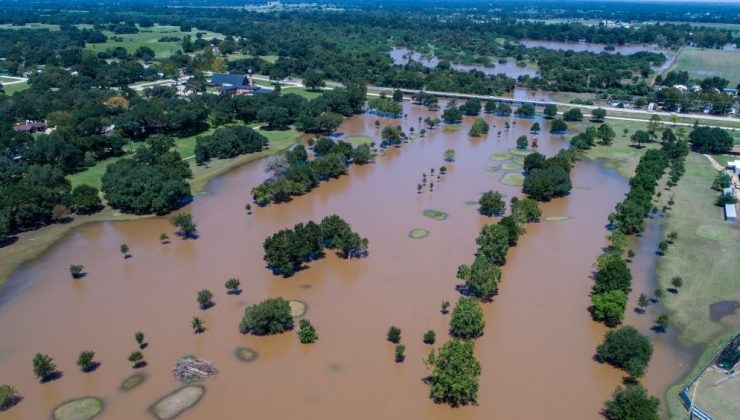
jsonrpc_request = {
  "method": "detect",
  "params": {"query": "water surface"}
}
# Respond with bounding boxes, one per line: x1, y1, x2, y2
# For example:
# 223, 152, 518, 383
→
0, 102, 694, 419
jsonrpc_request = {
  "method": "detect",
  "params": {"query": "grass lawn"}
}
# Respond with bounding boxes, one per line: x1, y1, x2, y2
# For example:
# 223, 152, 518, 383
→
2, 81, 29, 95
582, 119, 655, 178
668, 47, 740, 86
2, 124, 299, 286
86, 25, 223, 58
345, 135, 373, 145
0, 23, 60, 31
281, 86, 323, 100
654, 152, 740, 349
67, 124, 298, 189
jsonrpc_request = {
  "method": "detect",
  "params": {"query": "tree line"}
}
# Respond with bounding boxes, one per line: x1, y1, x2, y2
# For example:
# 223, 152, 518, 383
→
262, 214, 368, 276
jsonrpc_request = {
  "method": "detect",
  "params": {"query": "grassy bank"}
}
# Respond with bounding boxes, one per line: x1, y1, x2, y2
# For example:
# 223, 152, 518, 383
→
85, 25, 223, 58
581, 119, 654, 178
0, 126, 299, 286
654, 153, 740, 347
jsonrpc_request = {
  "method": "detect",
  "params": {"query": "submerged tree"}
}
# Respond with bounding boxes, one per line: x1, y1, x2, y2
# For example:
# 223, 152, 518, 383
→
596, 326, 653, 378
225, 278, 241, 294
240, 297, 294, 335
478, 190, 505, 216
128, 351, 145, 368
192, 317, 205, 333
197, 289, 214, 309
298, 319, 317, 343
603, 384, 660, 420
387, 326, 401, 343
32, 353, 57, 382
120, 243, 130, 259
0, 384, 19, 410
76, 350, 97, 372
69, 264, 84, 279
171, 213, 197, 239
425, 339, 481, 406
135, 331, 145, 348
450, 297, 485, 339
443, 149, 456, 162
394, 344, 406, 363
423, 330, 436, 344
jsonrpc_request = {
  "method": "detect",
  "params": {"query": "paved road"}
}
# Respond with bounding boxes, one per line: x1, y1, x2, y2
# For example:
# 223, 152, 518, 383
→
128, 74, 739, 126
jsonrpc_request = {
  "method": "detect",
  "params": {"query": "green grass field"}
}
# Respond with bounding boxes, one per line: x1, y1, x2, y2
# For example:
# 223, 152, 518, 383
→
86, 25, 223, 58
655, 152, 740, 348
668, 47, 740, 86
0, 23, 61, 31
67, 124, 299, 189
281, 86, 323, 100
2, 81, 29, 95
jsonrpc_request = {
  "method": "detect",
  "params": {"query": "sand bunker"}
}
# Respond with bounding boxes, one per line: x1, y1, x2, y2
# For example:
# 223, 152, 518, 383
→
289, 300, 307, 317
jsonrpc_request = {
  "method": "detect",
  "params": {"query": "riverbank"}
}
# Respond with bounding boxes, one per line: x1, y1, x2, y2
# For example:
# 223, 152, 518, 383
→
0, 127, 299, 286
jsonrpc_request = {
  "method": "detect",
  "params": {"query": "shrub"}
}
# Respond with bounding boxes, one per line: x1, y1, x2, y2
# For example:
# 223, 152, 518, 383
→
423, 330, 436, 344
387, 326, 401, 343
298, 319, 318, 343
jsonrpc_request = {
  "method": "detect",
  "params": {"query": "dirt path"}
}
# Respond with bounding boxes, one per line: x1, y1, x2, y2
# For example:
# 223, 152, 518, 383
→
704, 154, 724, 171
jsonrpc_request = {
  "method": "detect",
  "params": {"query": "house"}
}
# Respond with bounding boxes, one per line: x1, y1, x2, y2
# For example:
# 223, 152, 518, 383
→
209, 72, 274, 96
12, 121, 46, 133
690, 85, 702, 93
725, 204, 736, 221
726, 160, 740, 174
647, 103, 655, 112
673, 84, 688, 93
723, 88, 738, 96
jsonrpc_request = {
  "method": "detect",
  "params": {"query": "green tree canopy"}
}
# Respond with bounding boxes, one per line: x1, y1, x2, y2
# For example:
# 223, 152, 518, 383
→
240, 297, 294, 335
596, 326, 653, 378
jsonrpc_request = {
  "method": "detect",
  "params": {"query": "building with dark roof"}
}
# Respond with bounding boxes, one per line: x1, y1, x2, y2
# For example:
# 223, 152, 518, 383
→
209, 73, 274, 96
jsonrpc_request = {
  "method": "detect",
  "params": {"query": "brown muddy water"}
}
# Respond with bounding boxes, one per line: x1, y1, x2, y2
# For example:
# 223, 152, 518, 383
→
0, 101, 695, 419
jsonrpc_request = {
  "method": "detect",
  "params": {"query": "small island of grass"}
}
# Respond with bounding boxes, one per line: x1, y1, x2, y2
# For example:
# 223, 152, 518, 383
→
235, 347, 259, 362
409, 229, 430, 239
500, 162, 522, 171
150, 385, 205, 420
490, 152, 513, 161
501, 173, 525, 186
53, 397, 104, 420
423, 210, 448, 220
120, 373, 146, 391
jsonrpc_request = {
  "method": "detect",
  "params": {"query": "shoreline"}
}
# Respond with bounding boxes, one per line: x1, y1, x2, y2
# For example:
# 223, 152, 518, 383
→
0, 134, 298, 287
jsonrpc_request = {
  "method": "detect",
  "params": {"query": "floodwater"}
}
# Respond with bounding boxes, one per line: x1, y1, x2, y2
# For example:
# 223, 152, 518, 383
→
0, 101, 695, 419
519, 40, 664, 55
390, 47, 538, 78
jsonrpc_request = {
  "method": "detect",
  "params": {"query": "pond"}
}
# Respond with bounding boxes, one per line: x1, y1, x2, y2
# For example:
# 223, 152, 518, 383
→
0, 100, 695, 419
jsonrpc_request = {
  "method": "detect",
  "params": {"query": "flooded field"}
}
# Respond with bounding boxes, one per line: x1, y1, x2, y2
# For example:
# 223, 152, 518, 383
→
390, 47, 538, 78
0, 101, 695, 419
519, 39, 664, 55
